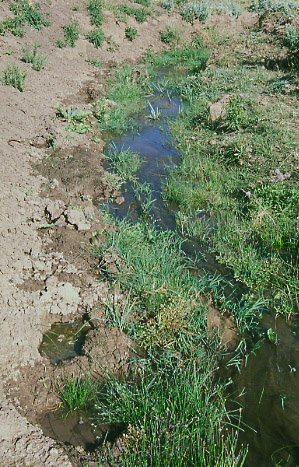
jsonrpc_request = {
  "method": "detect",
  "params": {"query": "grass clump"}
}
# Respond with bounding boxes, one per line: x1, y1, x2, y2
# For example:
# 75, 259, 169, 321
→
88, 27, 105, 48
117, 4, 151, 22
22, 42, 47, 71
125, 27, 137, 41
160, 26, 182, 45
1, 63, 27, 91
57, 374, 96, 414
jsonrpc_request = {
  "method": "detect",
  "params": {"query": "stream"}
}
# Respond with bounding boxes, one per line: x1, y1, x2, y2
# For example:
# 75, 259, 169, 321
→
39, 70, 299, 465
103, 77, 299, 466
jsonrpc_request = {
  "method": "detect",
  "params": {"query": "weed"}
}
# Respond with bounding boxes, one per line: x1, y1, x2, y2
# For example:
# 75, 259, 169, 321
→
181, 1, 210, 23
249, 0, 299, 14
56, 106, 92, 133
147, 101, 161, 120
125, 27, 137, 41
285, 25, 299, 66
145, 42, 210, 73
130, 0, 150, 5
88, 27, 105, 48
1, 63, 27, 91
57, 374, 96, 414
22, 42, 47, 70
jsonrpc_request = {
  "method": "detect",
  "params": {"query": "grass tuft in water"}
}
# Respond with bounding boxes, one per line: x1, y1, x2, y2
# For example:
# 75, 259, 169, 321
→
105, 143, 142, 183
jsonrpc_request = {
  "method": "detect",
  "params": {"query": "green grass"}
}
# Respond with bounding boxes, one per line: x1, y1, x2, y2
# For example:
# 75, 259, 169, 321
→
89, 213, 257, 463
96, 347, 246, 467
1, 63, 27, 91
160, 52, 299, 315
56, 374, 96, 414
92, 64, 154, 134
145, 42, 210, 74
22, 42, 47, 71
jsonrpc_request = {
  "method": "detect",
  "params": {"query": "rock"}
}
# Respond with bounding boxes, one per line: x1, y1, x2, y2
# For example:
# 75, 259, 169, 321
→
115, 196, 125, 206
45, 200, 65, 221
65, 209, 91, 231
209, 94, 230, 122
207, 306, 239, 351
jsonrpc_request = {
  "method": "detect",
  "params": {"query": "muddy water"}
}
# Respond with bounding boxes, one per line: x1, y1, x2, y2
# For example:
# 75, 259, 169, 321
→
39, 321, 90, 364
232, 314, 299, 467
105, 80, 299, 466
40, 411, 125, 452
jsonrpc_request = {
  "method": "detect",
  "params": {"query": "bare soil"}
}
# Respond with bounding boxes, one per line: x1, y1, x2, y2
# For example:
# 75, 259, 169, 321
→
0, 1, 256, 465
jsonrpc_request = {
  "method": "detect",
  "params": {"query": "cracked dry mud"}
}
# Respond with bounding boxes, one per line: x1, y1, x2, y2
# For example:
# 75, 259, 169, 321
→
0, 1, 254, 464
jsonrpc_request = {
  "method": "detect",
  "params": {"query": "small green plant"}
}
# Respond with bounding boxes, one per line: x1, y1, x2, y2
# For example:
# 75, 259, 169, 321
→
125, 27, 137, 41
1, 63, 27, 91
181, 1, 210, 23
22, 42, 47, 70
88, 27, 105, 48
57, 374, 96, 414
56, 106, 91, 123
285, 25, 299, 66
148, 101, 161, 120
57, 21, 80, 48
225, 95, 257, 131
86, 58, 102, 68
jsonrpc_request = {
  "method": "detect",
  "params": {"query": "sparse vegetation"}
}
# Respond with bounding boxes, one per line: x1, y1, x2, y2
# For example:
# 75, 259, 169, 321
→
0, 0, 50, 37
22, 42, 47, 71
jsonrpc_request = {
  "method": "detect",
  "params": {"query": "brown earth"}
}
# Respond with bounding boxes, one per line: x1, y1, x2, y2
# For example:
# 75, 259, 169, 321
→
0, 1, 256, 465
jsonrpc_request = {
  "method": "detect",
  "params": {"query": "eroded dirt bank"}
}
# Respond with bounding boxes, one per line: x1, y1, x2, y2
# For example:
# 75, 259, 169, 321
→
0, 1, 255, 464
